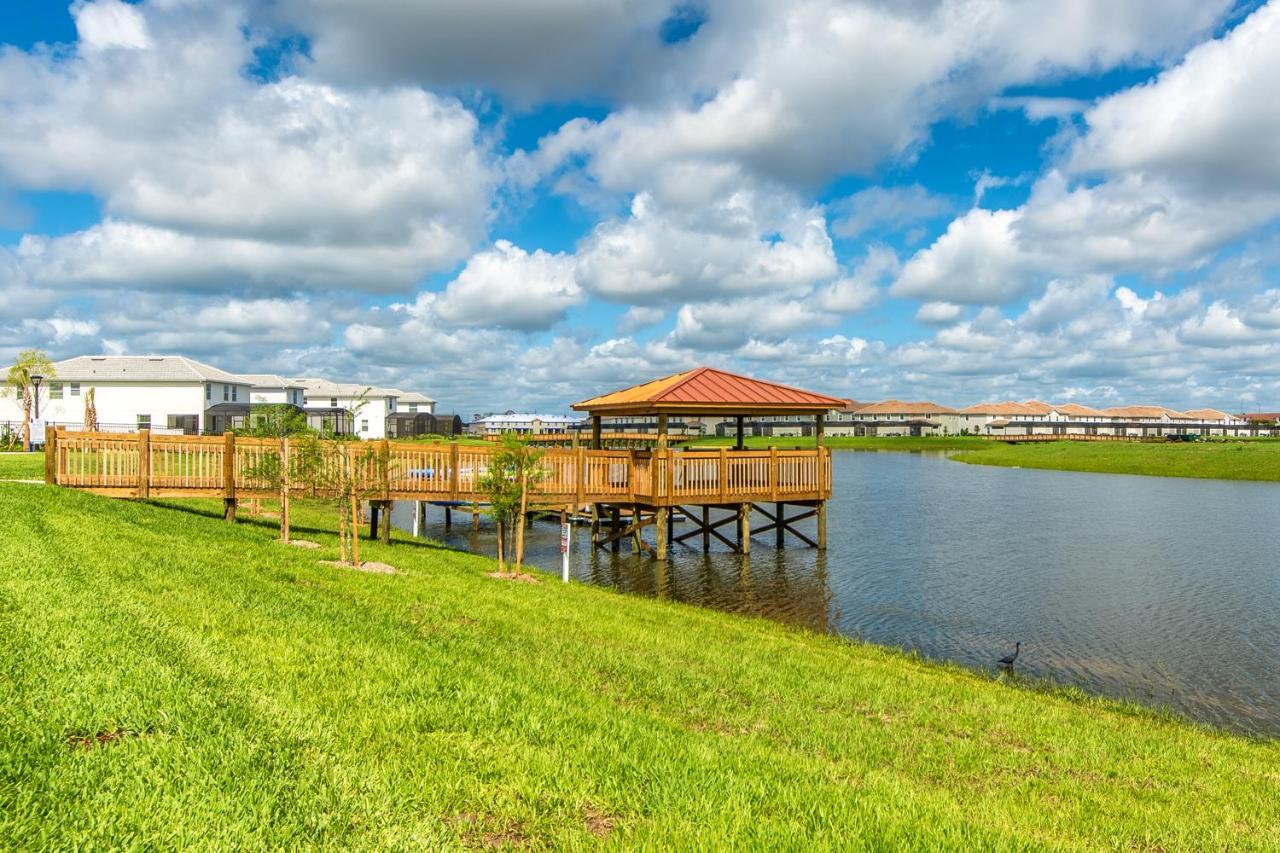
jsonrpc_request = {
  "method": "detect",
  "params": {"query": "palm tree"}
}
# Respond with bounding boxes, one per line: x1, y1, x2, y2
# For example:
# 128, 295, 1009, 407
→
4, 349, 55, 452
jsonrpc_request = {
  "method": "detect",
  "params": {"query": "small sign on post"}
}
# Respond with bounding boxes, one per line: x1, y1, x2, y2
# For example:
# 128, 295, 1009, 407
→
560, 521, 571, 583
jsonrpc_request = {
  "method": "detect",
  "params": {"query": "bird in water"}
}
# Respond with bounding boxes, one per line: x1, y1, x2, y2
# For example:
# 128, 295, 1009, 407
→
998, 642, 1021, 668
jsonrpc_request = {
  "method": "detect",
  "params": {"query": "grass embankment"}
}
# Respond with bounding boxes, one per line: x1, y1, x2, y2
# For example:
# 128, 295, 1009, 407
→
0, 452, 41, 481
689, 435, 988, 452
954, 439, 1280, 482
4, 486, 1279, 847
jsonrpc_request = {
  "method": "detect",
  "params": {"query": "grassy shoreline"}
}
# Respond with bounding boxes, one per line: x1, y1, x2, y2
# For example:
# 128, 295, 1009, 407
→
952, 439, 1280, 482
688, 435, 986, 451
3, 482, 1279, 847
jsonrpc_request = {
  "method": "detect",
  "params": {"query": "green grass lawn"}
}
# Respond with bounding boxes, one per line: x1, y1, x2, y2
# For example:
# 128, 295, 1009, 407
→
3, 483, 1280, 848
953, 439, 1280, 482
688, 435, 989, 452
0, 452, 42, 481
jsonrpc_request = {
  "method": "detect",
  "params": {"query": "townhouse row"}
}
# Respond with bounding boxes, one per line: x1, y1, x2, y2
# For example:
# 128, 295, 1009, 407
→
0, 355, 453, 441
755, 400, 1273, 438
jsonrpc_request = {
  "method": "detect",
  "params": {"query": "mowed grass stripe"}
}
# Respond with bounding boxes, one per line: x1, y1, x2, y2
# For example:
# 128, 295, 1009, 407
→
1, 483, 1278, 848
952, 438, 1280, 481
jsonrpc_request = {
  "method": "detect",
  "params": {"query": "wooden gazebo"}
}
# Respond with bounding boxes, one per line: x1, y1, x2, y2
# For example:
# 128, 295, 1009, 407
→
572, 367, 849, 559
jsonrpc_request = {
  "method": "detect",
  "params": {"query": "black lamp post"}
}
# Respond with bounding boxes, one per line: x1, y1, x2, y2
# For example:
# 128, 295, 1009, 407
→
29, 374, 43, 421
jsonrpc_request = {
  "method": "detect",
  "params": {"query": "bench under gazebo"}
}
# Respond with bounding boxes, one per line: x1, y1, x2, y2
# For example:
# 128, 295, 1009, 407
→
572, 366, 848, 559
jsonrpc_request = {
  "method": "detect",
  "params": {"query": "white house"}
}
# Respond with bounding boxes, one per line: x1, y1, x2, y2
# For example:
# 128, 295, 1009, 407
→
0, 355, 253, 435
239, 374, 306, 409
834, 400, 960, 436
388, 389, 436, 415
294, 378, 399, 439
470, 413, 584, 435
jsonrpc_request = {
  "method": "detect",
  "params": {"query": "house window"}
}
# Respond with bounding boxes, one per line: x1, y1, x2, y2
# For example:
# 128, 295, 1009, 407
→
360, 419, 369, 432
137, 414, 151, 430
330, 397, 338, 407
206, 384, 211, 400
231, 386, 238, 402
223, 385, 229, 401
49, 382, 64, 399
70, 382, 81, 396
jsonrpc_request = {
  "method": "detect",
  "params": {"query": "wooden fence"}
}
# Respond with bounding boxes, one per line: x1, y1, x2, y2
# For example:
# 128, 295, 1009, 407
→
45, 429, 831, 506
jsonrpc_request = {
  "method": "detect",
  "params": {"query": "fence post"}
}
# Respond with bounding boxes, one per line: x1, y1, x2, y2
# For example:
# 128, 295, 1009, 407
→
449, 442, 460, 497
223, 431, 237, 522
664, 448, 675, 504
380, 438, 391, 501
575, 445, 585, 507
769, 445, 779, 502
137, 429, 151, 499
718, 447, 728, 503
44, 427, 58, 485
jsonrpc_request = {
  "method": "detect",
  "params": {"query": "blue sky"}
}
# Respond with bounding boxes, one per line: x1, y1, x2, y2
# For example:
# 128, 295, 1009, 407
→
2, 1, 1280, 414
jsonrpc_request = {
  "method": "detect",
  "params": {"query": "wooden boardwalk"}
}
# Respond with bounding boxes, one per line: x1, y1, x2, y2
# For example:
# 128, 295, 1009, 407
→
45, 429, 831, 507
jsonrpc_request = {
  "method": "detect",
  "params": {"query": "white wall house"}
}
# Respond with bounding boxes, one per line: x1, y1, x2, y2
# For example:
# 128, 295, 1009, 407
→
831, 400, 959, 436
239, 374, 306, 409
470, 413, 585, 435
294, 378, 400, 439
0, 355, 253, 435
388, 390, 436, 415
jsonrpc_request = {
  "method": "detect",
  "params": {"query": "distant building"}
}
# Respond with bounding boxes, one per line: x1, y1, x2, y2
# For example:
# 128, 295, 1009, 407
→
469, 413, 585, 435
293, 378, 401, 439
838, 400, 959, 437
0, 355, 253, 435
239, 374, 306, 409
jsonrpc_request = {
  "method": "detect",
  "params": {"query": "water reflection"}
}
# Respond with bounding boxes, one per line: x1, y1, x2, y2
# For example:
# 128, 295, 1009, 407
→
394, 451, 1280, 737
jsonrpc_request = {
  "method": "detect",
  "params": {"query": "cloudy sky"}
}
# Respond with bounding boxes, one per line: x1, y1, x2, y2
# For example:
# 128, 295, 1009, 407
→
2, 0, 1279, 414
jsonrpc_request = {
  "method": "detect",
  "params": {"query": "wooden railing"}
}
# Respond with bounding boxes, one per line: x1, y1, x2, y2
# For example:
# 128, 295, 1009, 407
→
45, 429, 832, 506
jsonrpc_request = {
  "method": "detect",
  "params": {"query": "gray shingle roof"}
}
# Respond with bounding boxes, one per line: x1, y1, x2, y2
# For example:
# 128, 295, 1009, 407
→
53, 356, 250, 384
293, 378, 399, 399
238, 374, 304, 390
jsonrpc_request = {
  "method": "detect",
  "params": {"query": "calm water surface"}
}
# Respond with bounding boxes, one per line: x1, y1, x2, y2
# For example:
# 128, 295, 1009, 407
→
394, 451, 1280, 736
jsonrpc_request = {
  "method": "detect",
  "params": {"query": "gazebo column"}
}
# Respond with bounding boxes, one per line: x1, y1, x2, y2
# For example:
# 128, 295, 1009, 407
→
591, 415, 601, 450
815, 412, 825, 447
735, 415, 745, 450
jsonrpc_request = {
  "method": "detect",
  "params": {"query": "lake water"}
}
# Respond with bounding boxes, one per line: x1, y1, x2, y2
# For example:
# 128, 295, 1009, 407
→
393, 451, 1280, 736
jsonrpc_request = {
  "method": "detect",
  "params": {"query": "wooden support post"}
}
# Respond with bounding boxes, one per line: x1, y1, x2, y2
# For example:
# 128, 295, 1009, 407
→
590, 503, 600, 543
222, 431, 237, 523
735, 415, 745, 450
610, 506, 621, 553
449, 442, 460, 496
657, 413, 668, 451
471, 502, 480, 534
775, 502, 785, 548
44, 426, 58, 485
380, 438, 392, 502
769, 445, 778, 502
369, 502, 379, 540
444, 506, 452, 529
702, 505, 710, 553
815, 413, 825, 448
739, 502, 751, 555
817, 501, 827, 550
412, 500, 422, 537
575, 445, 585, 508
591, 415, 602, 450
137, 428, 151, 499
379, 500, 392, 545
655, 507, 668, 560
718, 447, 728, 503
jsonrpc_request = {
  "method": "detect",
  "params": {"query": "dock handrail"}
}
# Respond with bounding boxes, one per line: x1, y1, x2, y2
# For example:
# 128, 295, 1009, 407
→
45, 429, 832, 506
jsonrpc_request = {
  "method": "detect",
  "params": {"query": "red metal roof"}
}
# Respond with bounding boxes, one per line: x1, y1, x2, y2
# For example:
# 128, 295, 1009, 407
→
573, 366, 850, 415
